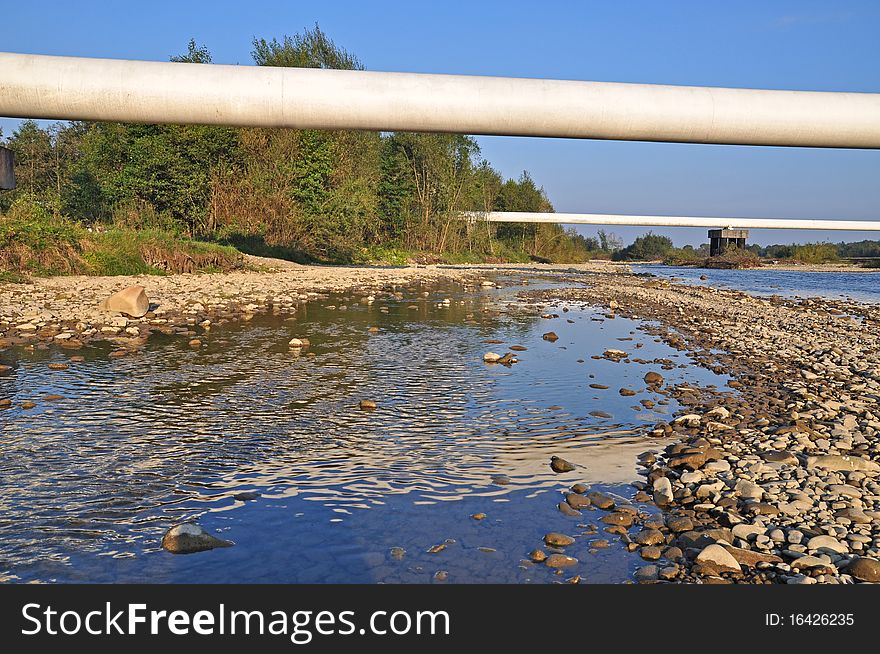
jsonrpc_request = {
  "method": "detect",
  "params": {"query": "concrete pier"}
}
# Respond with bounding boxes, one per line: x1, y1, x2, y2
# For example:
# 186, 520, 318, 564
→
708, 229, 749, 257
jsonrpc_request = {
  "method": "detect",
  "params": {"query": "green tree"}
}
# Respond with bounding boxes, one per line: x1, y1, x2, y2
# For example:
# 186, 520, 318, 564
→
617, 232, 674, 261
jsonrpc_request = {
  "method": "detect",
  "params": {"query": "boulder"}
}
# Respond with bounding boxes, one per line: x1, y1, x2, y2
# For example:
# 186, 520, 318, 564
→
161, 524, 233, 554
101, 285, 149, 318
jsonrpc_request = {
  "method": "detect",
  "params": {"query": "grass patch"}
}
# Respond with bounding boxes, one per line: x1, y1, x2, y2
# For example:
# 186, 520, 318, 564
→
1, 196, 243, 278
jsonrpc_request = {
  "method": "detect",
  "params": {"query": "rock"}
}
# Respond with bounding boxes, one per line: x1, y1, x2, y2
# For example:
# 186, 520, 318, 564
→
558, 502, 581, 517
666, 515, 694, 533
529, 549, 547, 563
653, 476, 674, 506
644, 371, 664, 385
761, 451, 799, 466
565, 493, 591, 510
288, 338, 305, 348
359, 399, 377, 410
695, 544, 742, 574
21, 401, 36, 409
390, 547, 406, 561
433, 571, 449, 583
589, 384, 610, 390
640, 546, 663, 561
587, 491, 615, 510
806, 535, 848, 554
550, 456, 575, 473
570, 483, 589, 494
835, 508, 871, 524
619, 388, 637, 396
806, 455, 880, 474
847, 557, 880, 582
483, 352, 502, 363
161, 524, 233, 554
734, 479, 764, 500
601, 511, 634, 527
188, 339, 201, 348
542, 332, 559, 342
545, 554, 578, 569
633, 529, 665, 546
721, 545, 782, 567
233, 491, 260, 501
102, 285, 149, 318
544, 532, 575, 547
790, 556, 835, 574
470, 512, 487, 521
47, 363, 69, 371
668, 452, 708, 470
634, 565, 659, 582
731, 524, 765, 541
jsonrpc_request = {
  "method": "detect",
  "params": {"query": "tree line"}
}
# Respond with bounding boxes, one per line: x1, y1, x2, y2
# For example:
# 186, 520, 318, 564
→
0, 27, 599, 264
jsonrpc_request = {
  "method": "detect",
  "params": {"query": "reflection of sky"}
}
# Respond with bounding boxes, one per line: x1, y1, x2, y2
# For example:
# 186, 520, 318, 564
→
0, 279, 729, 582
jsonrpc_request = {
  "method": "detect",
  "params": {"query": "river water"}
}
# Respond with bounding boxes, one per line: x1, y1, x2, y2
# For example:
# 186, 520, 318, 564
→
0, 275, 729, 584
644, 264, 880, 303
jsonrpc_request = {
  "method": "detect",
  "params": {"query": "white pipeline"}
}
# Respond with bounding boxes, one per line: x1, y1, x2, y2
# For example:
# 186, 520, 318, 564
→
467, 212, 880, 231
1, 52, 880, 148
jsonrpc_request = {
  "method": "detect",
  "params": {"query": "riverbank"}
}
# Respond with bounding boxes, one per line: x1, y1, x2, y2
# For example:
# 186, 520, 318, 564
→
0, 258, 502, 349
3, 262, 879, 584
526, 272, 880, 583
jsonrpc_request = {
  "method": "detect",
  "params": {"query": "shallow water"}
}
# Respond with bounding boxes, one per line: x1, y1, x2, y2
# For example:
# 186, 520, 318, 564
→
645, 264, 880, 303
0, 276, 727, 583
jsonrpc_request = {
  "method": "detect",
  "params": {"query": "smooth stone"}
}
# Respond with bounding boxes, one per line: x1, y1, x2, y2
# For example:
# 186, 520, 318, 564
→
359, 399, 377, 410
550, 456, 576, 473
644, 371, 664, 385
565, 493, 591, 510
161, 524, 233, 554
633, 529, 665, 546
102, 285, 149, 318
806, 535, 848, 554
586, 491, 615, 510
653, 476, 674, 506
545, 554, 578, 569
695, 544, 742, 574
847, 557, 880, 582
544, 532, 575, 547
640, 546, 663, 561
806, 455, 880, 474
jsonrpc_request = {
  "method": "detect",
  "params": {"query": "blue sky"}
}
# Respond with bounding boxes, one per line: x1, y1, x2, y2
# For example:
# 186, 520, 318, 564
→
1, 0, 878, 246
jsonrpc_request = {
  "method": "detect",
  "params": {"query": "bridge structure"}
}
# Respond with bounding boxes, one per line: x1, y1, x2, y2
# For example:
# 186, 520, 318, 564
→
1, 52, 879, 236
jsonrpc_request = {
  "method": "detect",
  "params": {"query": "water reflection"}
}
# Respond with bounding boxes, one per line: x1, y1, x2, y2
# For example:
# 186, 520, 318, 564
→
0, 277, 727, 583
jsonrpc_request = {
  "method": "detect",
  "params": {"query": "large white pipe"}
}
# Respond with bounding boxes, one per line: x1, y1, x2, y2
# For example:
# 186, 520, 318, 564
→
469, 212, 880, 231
1, 52, 880, 148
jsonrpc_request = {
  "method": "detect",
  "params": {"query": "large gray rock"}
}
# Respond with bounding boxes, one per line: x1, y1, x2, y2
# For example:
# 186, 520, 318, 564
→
101, 285, 149, 318
161, 523, 234, 554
